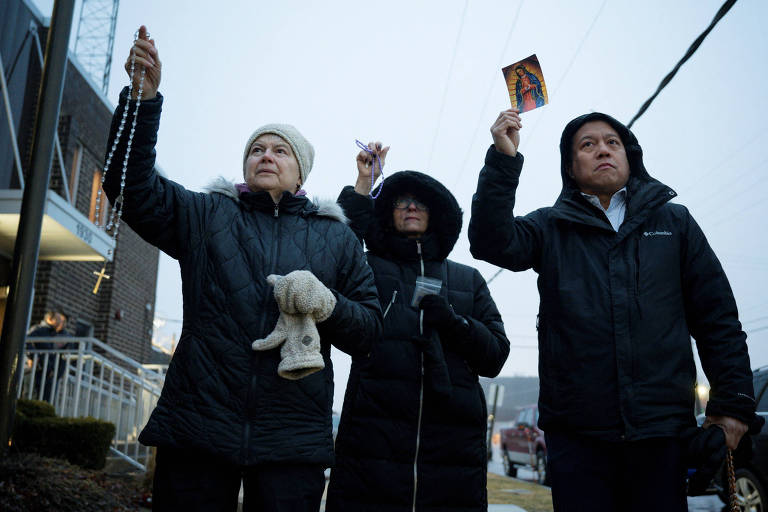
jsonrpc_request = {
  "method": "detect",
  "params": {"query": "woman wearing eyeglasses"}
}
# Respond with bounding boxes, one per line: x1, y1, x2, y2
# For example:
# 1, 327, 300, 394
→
326, 143, 511, 512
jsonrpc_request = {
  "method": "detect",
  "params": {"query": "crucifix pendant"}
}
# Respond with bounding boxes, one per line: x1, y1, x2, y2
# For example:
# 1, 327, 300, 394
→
92, 265, 111, 294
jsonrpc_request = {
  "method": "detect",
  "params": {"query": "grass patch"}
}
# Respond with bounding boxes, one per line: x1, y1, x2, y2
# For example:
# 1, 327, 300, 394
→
487, 472, 553, 512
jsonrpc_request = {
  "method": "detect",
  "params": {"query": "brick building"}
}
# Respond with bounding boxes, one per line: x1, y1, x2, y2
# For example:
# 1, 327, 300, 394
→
1, 0, 159, 362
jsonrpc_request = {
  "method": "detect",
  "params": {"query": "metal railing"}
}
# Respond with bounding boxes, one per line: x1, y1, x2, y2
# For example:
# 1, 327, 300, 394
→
17, 336, 168, 471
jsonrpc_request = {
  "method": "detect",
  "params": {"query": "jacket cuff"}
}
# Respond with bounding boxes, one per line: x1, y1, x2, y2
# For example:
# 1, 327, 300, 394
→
705, 399, 755, 425
484, 145, 524, 178
117, 86, 163, 114
338, 186, 373, 215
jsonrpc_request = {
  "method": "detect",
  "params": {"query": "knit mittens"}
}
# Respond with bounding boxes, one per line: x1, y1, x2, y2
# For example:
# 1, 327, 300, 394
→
252, 311, 324, 380
252, 271, 337, 380
268, 271, 337, 321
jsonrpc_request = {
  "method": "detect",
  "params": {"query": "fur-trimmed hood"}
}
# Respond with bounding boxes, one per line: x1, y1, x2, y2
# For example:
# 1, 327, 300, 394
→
365, 171, 462, 261
205, 176, 347, 224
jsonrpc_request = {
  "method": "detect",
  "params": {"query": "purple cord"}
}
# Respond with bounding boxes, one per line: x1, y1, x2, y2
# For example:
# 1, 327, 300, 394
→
355, 140, 384, 198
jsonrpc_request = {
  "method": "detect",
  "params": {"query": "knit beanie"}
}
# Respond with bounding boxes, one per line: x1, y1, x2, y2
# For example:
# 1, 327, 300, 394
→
242, 124, 315, 185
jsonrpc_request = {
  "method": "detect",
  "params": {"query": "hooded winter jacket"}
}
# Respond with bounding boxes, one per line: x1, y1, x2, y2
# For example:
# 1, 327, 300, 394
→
326, 172, 510, 512
102, 88, 382, 466
469, 113, 755, 441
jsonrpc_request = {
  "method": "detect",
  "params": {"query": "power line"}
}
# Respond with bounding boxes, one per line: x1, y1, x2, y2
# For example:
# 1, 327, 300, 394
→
154, 315, 183, 323
679, 127, 768, 196
487, 267, 504, 284
487, 0, 740, 284
451, 0, 526, 188
626, 0, 738, 129
720, 254, 768, 265
706, 193, 768, 230
693, 157, 768, 221
741, 300, 768, 315
426, 0, 470, 170
454, 0, 609, 188
547, 0, 609, 101
744, 316, 768, 327
481, 0, 611, 287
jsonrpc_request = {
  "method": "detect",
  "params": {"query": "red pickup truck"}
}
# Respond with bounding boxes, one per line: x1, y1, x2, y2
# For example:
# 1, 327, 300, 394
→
499, 404, 549, 486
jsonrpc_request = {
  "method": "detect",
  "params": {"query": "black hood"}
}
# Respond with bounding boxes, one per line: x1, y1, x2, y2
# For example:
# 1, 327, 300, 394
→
559, 112, 651, 193
365, 171, 462, 261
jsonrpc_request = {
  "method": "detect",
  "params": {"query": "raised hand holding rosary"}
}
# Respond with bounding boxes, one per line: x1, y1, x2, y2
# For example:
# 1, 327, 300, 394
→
355, 139, 384, 199
91, 29, 149, 294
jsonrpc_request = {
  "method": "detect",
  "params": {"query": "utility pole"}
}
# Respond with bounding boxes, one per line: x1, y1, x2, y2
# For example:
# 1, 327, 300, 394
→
0, 0, 76, 451
487, 383, 503, 461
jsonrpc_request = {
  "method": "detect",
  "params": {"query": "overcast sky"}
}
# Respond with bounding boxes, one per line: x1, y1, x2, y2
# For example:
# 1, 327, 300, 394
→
33, 0, 768, 411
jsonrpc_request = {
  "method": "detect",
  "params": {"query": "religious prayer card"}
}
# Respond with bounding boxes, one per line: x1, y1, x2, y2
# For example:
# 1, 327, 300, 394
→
502, 54, 549, 113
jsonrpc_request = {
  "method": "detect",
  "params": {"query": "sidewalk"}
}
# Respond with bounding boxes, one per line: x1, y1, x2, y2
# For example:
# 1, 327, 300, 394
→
319, 499, 527, 511
489, 505, 527, 511
317, 480, 530, 511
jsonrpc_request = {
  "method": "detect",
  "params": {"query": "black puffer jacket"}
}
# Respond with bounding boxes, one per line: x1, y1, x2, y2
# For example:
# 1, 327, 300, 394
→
326, 172, 510, 512
469, 113, 755, 441
103, 88, 381, 466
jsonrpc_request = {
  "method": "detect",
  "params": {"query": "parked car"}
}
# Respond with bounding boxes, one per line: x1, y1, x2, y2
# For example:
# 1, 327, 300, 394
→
499, 404, 549, 486
716, 365, 768, 509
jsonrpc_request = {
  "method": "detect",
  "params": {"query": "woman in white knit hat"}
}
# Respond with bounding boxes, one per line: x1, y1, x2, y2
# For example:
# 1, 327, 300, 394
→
102, 26, 382, 511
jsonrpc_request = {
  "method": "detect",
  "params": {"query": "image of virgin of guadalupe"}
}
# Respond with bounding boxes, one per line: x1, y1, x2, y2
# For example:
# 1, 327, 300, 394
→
514, 64, 546, 112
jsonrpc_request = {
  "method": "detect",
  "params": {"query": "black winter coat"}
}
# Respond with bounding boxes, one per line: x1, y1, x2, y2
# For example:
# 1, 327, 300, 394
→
103, 88, 381, 466
326, 173, 510, 512
469, 144, 755, 441
26, 323, 59, 349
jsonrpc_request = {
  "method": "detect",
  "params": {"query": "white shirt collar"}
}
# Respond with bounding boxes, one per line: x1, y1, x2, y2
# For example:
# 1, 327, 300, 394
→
581, 187, 627, 212
580, 187, 627, 232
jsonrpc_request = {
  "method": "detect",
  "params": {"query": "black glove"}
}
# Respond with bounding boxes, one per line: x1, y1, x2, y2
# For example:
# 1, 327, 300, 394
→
681, 426, 727, 496
411, 333, 452, 399
748, 413, 766, 435
418, 294, 469, 342
683, 414, 766, 496
733, 414, 766, 467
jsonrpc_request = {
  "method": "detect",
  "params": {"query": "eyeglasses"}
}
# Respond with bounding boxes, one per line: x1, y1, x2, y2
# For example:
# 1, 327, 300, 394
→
393, 198, 428, 211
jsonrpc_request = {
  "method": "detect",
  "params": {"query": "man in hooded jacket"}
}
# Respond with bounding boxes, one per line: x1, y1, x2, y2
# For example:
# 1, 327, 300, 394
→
326, 143, 510, 512
468, 109, 757, 511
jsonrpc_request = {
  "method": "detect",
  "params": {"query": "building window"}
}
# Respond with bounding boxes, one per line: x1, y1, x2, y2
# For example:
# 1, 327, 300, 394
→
88, 170, 108, 225
69, 143, 82, 205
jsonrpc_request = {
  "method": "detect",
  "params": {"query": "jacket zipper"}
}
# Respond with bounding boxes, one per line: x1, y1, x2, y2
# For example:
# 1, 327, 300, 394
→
383, 290, 398, 319
412, 240, 425, 511
412, 352, 425, 512
244, 202, 281, 464
634, 235, 642, 319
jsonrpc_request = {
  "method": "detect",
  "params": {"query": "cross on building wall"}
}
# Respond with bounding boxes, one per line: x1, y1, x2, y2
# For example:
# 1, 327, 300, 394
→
92, 265, 111, 294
